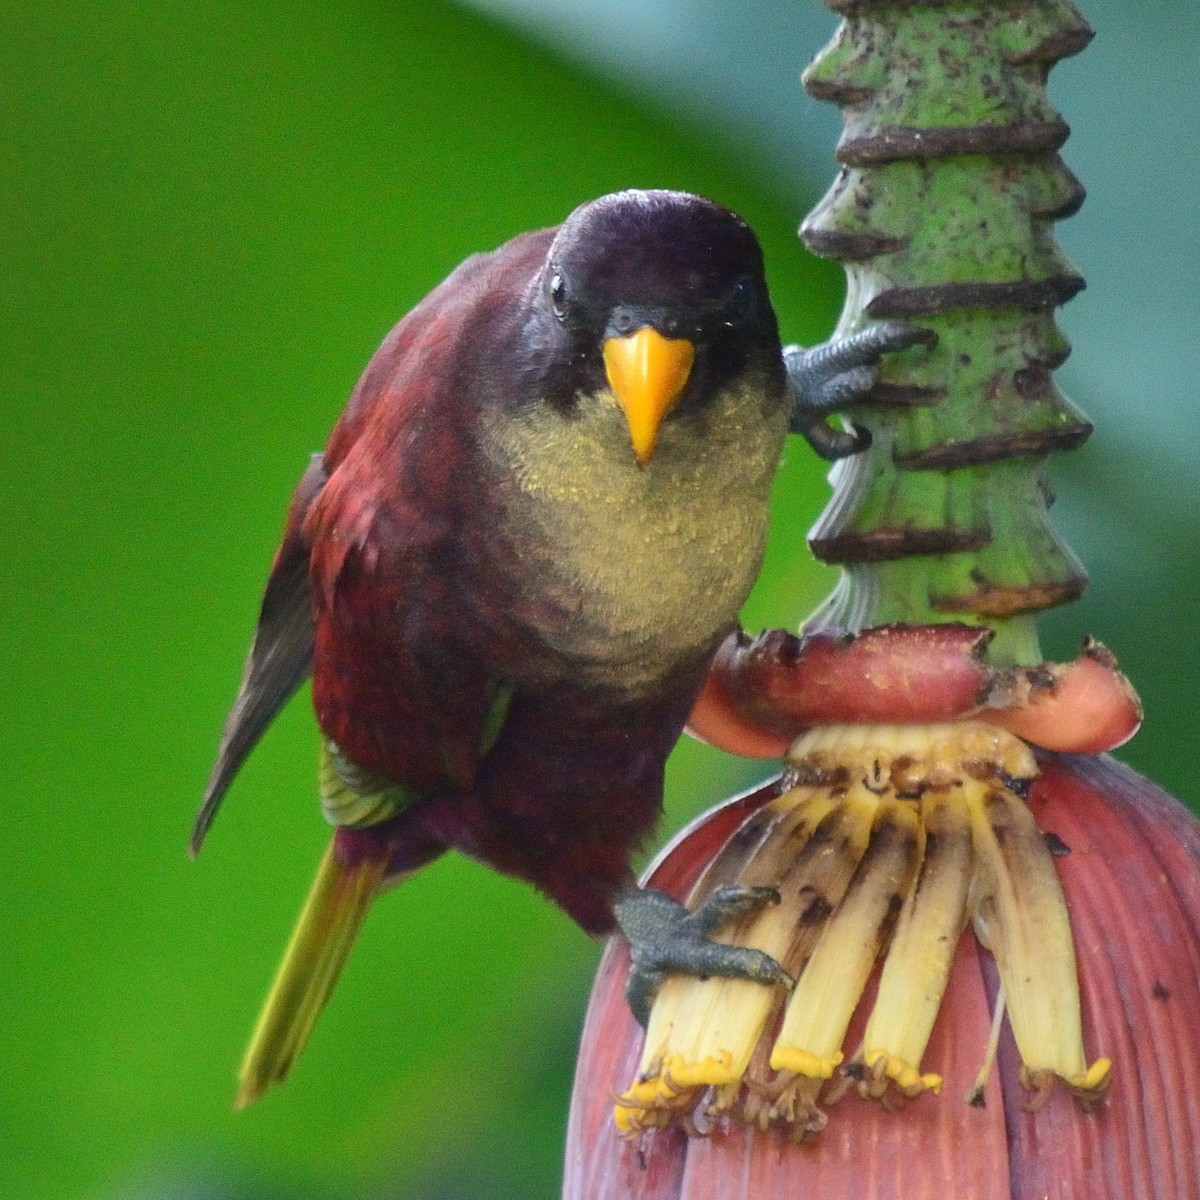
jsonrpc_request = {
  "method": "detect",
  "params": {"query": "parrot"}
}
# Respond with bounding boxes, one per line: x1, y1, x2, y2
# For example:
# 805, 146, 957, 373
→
193, 188, 926, 1107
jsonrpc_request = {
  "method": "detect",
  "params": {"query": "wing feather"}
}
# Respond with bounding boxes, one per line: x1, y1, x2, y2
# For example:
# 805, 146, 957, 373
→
192, 453, 327, 856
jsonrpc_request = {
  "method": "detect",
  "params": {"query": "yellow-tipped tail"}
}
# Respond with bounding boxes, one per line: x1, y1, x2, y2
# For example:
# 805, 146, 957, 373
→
235, 840, 390, 1108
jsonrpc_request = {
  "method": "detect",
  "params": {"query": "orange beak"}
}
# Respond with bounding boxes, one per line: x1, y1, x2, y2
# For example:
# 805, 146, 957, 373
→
602, 327, 695, 465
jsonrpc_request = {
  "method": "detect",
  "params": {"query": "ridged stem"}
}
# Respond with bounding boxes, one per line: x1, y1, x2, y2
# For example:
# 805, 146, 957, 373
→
801, 0, 1095, 666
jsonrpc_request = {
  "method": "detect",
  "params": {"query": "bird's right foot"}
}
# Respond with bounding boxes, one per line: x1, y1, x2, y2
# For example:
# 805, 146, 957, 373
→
613, 885, 793, 1028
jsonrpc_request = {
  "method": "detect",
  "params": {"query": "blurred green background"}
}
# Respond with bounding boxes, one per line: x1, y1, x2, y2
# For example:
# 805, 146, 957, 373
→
3, 2, 1196, 1198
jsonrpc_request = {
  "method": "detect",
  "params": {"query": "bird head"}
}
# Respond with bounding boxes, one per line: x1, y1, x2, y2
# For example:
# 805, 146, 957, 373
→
533, 190, 784, 465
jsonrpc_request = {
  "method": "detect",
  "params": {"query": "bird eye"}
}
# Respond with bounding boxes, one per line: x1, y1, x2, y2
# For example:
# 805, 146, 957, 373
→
549, 272, 568, 320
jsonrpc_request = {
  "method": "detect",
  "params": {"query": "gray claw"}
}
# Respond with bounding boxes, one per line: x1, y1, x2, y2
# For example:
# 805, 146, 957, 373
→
688, 884, 782, 935
613, 886, 792, 1028
786, 321, 937, 459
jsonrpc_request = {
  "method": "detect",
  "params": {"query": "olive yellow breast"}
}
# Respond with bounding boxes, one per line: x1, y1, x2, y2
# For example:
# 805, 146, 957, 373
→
482, 381, 789, 691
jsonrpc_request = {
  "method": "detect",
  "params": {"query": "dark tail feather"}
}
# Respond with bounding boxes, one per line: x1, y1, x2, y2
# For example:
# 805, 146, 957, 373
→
192, 454, 326, 856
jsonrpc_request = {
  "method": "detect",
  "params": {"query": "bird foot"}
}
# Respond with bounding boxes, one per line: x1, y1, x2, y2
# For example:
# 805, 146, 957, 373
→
785, 320, 937, 459
613, 885, 793, 1028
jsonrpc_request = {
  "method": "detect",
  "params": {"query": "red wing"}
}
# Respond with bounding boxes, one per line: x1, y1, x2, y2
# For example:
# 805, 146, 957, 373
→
196, 226, 556, 848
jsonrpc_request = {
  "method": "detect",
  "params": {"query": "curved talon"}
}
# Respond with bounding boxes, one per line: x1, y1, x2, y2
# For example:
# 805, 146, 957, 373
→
800, 418, 873, 461
786, 321, 936, 459
614, 885, 792, 1027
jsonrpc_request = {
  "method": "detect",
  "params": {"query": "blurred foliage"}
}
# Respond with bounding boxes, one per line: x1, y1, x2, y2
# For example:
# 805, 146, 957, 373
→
1, 2, 1194, 1199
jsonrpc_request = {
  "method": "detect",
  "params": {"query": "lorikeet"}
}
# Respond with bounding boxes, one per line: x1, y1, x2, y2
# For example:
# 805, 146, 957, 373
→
194, 189, 925, 1106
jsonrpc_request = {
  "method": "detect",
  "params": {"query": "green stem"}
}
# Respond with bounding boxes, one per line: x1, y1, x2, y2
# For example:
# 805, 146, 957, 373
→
802, 0, 1094, 666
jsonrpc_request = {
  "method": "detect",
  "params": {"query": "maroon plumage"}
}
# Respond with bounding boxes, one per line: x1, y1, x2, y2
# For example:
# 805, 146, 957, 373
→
197, 190, 797, 1103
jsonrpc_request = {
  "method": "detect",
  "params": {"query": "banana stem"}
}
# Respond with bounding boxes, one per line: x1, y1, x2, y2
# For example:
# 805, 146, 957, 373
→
801, 0, 1096, 662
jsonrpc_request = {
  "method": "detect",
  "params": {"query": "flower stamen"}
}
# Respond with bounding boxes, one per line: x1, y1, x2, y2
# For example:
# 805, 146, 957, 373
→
615, 721, 1110, 1136
966, 982, 1007, 1107
966, 771, 1111, 1104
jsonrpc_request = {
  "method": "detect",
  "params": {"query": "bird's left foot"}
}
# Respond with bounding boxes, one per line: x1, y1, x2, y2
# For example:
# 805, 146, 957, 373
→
786, 320, 936, 459
613, 885, 793, 1028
